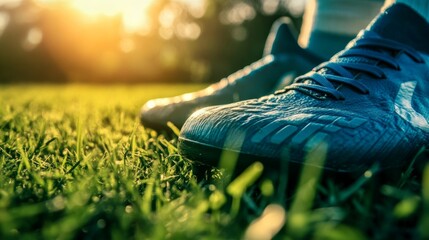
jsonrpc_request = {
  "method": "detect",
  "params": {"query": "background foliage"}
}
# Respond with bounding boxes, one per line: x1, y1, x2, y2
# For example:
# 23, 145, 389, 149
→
0, 0, 306, 83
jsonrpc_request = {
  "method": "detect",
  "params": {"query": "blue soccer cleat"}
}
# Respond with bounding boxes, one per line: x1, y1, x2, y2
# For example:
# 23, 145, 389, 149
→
179, 4, 429, 174
140, 17, 324, 130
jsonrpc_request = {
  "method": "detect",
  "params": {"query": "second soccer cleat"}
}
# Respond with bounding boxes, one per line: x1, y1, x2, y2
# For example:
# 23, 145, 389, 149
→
140, 17, 324, 130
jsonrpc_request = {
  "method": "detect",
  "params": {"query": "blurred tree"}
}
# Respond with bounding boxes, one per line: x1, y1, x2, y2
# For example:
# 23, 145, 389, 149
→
0, 0, 65, 83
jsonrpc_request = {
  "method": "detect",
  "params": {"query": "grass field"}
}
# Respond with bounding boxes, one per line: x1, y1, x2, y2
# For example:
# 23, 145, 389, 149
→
0, 84, 428, 239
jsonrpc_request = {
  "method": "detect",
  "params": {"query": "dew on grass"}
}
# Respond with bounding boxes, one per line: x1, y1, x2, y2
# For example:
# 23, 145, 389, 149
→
46, 195, 66, 212
364, 170, 373, 178
125, 205, 133, 213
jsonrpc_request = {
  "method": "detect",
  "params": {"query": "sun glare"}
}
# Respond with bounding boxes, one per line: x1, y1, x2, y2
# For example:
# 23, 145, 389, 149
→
36, 0, 155, 33
73, 0, 155, 33
70, 0, 123, 17
34, 0, 210, 34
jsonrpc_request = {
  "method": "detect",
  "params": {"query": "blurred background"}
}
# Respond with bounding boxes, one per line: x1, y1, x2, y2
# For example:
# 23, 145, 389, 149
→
0, 0, 307, 84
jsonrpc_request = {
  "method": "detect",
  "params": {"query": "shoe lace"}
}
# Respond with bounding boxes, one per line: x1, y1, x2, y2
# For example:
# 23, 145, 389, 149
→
275, 32, 424, 100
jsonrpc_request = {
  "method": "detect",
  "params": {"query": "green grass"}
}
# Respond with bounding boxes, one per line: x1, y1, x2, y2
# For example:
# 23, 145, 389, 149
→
0, 84, 428, 239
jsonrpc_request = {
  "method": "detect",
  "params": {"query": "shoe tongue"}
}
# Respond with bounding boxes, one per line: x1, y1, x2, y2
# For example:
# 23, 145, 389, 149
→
318, 3, 429, 76
263, 18, 299, 56
366, 3, 429, 55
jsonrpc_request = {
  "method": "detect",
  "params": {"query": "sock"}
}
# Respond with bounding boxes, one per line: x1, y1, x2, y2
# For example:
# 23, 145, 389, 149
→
299, 0, 384, 59
384, 0, 429, 23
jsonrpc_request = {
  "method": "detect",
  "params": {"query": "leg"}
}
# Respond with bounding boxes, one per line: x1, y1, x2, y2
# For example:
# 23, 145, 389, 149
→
300, 0, 384, 59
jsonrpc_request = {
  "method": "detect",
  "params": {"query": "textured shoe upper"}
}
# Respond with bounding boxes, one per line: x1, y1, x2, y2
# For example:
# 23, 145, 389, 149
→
140, 18, 324, 130
179, 4, 429, 173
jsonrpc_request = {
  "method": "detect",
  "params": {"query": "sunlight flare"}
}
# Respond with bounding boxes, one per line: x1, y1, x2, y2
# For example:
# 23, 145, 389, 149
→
35, 0, 208, 34
36, 0, 155, 33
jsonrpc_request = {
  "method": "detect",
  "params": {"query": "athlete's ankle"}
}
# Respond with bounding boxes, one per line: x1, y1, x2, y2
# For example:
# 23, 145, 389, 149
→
299, 0, 384, 59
